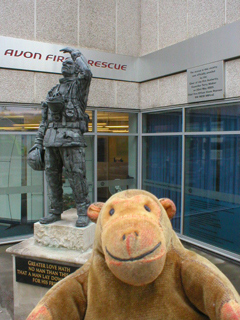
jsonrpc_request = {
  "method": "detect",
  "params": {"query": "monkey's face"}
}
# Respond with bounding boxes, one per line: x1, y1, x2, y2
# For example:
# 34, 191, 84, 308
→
100, 194, 168, 286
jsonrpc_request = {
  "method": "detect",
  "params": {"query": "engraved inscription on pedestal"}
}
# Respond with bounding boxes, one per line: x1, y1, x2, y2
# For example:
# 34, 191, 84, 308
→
15, 257, 78, 288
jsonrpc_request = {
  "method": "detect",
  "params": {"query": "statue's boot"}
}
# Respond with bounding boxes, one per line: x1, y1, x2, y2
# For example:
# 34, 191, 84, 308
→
39, 214, 61, 224
76, 202, 89, 227
76, 215, 89, 227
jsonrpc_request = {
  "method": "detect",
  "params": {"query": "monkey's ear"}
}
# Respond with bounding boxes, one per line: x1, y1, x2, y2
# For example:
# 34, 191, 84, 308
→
159, 198, 176, 220
87, 202, 104, 223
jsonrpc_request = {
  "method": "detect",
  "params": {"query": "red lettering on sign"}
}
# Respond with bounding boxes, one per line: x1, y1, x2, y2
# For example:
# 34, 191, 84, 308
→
4, 49, 42, 60
46, 55, 64, 62
14, 50, 23, 57
24, 52, 33, 58
46, 54, 53, 61
57, 56, 64, 62
4, 49, 13, 56
95, 61, 101, 67
33, 53, 42, 60
3, 51, 127, 72
87, 60, 127, 71
114, 64, 120, 70
88, 60, 94, 66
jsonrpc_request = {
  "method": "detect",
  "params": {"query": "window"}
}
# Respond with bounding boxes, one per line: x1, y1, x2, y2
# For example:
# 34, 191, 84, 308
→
96, 111, 138, 202
142, 111, 182, 232
97, 136, 137, 202
143, 102, 240, 257
97, 111, 137, 133
0, 105, 44, 239
0, 106, 138, 242
143, 110, 182, 133
186, 104, 240, 132
184, 103, 240, 254
2, 101, 240, 258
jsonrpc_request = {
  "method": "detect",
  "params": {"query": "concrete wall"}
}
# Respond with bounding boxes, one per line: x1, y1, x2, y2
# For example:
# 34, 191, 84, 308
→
0, 0, 239, 109
139, 58, 240, 110
140, 0, 240, 109
0, 0, 141, 108
141, 0, 240, 56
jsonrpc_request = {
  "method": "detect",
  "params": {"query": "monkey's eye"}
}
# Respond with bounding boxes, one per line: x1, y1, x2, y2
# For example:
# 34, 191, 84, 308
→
109, 208, 115, 216
144, 205, 151, 212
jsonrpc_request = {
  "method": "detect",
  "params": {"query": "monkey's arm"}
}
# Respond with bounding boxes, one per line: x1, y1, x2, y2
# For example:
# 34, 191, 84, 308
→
27, 261, 90, 320
181, 252, 240, 320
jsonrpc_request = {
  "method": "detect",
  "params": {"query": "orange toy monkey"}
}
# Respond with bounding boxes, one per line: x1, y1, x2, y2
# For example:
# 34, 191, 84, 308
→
27, 190, 240, 320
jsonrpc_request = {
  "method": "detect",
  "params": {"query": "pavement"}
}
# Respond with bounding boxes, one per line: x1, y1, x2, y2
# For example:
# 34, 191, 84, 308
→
0, 242, 239, 319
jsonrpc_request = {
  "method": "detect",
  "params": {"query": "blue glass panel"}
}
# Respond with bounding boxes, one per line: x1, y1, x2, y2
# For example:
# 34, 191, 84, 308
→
143, 110, 182, 133
184, 135, 240, 254
186, 103, 240, 132
142, 136, 182, 232
0, 134, 44, 239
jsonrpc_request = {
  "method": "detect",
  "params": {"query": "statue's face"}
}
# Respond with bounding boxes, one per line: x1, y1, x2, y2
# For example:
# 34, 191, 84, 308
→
61, 58, 75, 77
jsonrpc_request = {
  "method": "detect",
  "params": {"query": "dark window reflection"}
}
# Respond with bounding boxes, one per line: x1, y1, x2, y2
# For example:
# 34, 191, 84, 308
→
142, 136, 182, 232
186, 104, 240, 132
143, 110, 182, 133
97, 136, 137, 202
184, 135, 240, 254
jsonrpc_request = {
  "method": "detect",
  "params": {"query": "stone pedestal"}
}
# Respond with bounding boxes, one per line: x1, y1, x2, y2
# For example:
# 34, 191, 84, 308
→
7, 209, 96, 320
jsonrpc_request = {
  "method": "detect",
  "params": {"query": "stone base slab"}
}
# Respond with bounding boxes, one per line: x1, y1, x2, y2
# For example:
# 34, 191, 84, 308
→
7, 237, 93, 320
6, 237, 92, 266
6, 208, 96, 319
34, 208, 96, 252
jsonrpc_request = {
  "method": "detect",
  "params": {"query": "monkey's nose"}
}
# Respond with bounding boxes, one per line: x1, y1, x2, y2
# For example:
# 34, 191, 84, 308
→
122, 232, 139, 256
122, 231, 138, 241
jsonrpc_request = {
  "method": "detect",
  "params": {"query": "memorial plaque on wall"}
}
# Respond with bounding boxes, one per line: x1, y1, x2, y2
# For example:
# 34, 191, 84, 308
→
15, 257, 79, 288
187, 61, 224, 103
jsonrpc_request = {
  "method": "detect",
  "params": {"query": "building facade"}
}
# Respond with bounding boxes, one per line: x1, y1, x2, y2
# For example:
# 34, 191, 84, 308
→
0, 0, 240, 261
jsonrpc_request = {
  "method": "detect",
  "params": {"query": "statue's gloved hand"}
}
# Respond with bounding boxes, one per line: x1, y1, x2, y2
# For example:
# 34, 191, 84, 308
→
60, 47, 82, 61
71, 50, 82, 61
60, 47, 74, 54
28, 143, 43, 154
